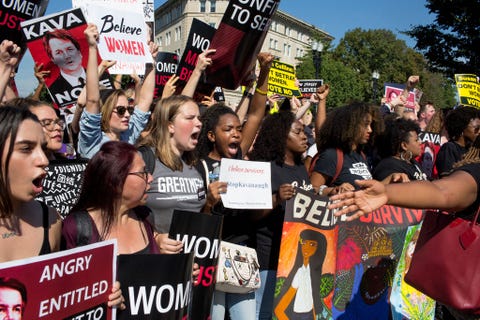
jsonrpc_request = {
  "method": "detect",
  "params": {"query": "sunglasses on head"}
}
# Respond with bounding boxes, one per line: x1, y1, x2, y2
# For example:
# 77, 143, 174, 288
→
113, 106, 135, 116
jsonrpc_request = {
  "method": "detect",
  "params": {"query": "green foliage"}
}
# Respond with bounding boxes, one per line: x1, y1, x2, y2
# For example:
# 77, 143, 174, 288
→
295, 28, 455, 109
404, 0, 480, 76
274, 277, 285, 298
319, 273, 334, 298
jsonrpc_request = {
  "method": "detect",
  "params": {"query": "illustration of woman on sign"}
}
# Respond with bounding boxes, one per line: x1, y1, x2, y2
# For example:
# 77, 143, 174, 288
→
274, 229, 327, 320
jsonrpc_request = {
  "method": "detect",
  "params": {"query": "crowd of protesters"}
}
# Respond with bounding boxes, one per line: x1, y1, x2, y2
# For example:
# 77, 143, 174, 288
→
0, 17, 479, 320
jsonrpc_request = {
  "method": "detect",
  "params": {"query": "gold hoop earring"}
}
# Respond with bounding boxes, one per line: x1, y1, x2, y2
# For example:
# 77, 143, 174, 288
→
400, 150, 413, 161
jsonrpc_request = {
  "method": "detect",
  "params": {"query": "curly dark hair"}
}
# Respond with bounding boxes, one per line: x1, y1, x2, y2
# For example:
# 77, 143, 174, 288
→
444, 106, 480, 141
316, 102, 381, 154
196, 103, 238, 159
375, 118, 420, 158
248, 111, 300, 166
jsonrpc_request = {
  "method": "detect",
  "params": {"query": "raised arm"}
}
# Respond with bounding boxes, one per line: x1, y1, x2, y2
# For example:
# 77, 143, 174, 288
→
240, 52, 274, 155
0, 40, 20, 102
313, 84, 329, 135
31, 63, 50, 101
84, 24, 101, 114
181, 49, 215, 97
136, 41, 158, 113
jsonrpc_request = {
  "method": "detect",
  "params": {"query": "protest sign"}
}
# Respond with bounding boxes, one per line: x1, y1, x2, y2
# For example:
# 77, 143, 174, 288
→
35, 158, 88, 218
455, 74, 480, 108
273, 189, 338, 320
83, 3, 150, 75
389, 224, 435, 320
271, 189, 425, 319
21, 8, 113, 108
176, 18, 216, 94
205, 0, 280, 89
117, 253, 194, 319
213, 86, 225, 102
0, 0, 48, 52
298, 79, 323, 98
384, 83, 416, 110
416, 131, 441, 180
218, 158, 272, 209
0, 240, 117, 320
169, 210, 223, 320
154, 52, 178, 99
267, 60, 301, 97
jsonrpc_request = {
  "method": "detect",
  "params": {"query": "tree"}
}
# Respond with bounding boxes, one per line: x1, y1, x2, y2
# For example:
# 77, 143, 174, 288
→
404, 0, 480, 76
295, 28, 455, 108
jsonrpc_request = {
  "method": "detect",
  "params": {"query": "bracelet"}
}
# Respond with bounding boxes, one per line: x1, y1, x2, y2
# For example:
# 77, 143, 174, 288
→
255, 87, 268, 96
243, 91, 253, 99
318, 185, 328, 196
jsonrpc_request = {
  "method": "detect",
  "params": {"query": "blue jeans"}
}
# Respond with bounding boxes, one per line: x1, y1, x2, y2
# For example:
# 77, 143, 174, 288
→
255, 270, 277, 320
211, 290, 256, 320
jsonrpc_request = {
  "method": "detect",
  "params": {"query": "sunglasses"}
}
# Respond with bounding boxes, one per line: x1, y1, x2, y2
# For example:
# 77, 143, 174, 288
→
113, 106, 135, 116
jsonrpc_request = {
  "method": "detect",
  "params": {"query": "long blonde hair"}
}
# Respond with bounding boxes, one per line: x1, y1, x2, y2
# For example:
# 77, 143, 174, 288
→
137, 95, 197, 171
101, 89, 127, 132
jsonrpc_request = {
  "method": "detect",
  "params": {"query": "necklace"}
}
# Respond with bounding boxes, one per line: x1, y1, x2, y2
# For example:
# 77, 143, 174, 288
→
363, 286, 387, 300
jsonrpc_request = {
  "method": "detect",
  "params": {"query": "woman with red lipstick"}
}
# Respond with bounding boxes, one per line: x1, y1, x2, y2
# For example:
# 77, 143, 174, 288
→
248, 111, 314, 320
62, 141, 157, 254
310, 102, 381, 196
77, 24, 157, 159
194, 52, 273, 320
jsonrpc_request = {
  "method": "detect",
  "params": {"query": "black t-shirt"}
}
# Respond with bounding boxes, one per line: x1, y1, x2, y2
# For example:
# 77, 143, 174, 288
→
255, 161, 313, 270
373, 157, 427, 181
436, 141, 466, 177
313, 148, 372, 188
195, 153, 254, 245
455, 162, 480, 221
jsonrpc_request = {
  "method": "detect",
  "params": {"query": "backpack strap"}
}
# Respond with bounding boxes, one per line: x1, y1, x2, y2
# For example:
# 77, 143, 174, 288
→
308, 148, 344, 186
331, 148, 344, 185
138, 145, 156, 174
74, 211, 93, 246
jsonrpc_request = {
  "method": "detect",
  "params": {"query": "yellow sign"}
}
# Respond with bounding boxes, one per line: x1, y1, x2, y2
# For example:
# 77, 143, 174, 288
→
268, 60, 301, 97
455, 74, 480, 108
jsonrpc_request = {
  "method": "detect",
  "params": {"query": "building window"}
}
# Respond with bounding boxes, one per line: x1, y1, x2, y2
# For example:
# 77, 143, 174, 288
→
200, 0, 206, 12
210, 0, 216, 12
209, 22, 216, 28
166, 31, 171, 45
158, 36, 163, 46
270, 21, 276, 32
285, 27, 290, 36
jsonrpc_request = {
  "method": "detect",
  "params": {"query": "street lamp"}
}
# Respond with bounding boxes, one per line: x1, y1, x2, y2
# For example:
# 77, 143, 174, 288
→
311, 40, 324, 79
372, 70, 380, 102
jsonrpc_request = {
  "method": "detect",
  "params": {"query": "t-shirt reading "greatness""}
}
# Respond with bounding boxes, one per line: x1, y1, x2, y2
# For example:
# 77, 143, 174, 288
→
146, 159, 205, 233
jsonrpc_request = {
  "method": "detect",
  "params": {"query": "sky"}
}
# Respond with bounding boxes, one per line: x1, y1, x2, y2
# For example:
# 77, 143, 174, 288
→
14, 0, 435, 96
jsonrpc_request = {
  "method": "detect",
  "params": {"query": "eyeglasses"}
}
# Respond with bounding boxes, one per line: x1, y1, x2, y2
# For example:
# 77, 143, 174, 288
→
39, 118, 66, 131
113, 106, 135, 116
128, 170, 149, 182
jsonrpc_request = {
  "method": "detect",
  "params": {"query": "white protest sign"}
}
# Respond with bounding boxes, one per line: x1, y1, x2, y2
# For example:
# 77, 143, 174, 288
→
81, 3, 150, 74
219, 158, 272, 209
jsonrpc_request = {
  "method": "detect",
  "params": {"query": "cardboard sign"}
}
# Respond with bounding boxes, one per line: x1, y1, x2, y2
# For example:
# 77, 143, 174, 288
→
176, 18, 216, 92
0, 240, 117, 320
83, 3, 151, 75
384, 83, 416, 110
20, 8, 113, 108
36, 159, 88, 218
205, 0, 280, 89
169, 210, 223, 320
0, 0, 48, 51
455, 74, 480, 108
117, 254, 194, 319
267, 60, 301, 97
218, 158, 272, 209
298, 79, 324, 98
154, 52, 178, 99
